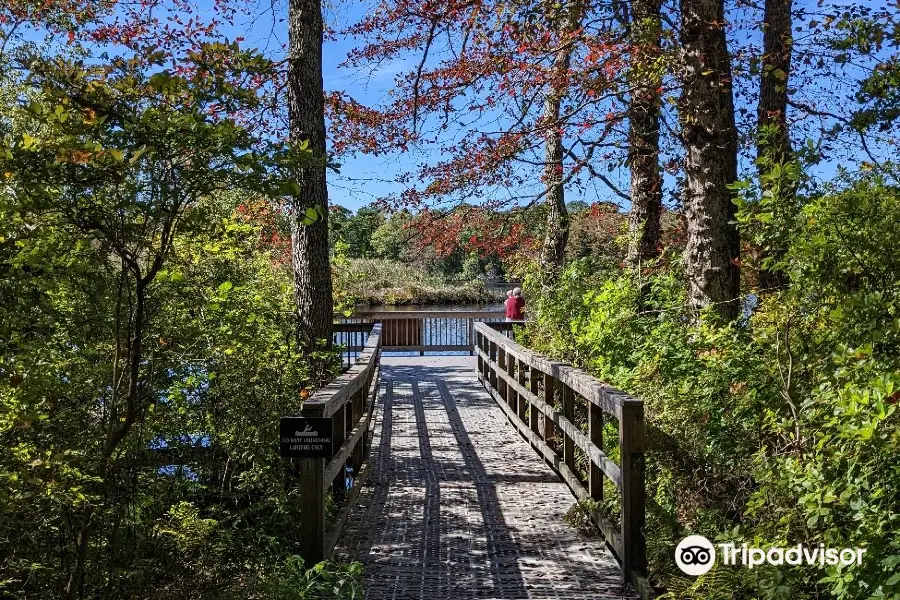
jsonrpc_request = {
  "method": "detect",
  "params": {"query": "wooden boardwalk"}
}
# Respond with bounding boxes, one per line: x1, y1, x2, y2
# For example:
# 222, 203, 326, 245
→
335, 356, 637, 599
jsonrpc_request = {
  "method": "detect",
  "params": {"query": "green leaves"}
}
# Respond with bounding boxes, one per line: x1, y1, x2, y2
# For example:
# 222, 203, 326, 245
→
20, 133, 38, 150
0, 36, 351, 598
301, 206, 321, 225
523, 172, 900, 599
280, 180, 302, 196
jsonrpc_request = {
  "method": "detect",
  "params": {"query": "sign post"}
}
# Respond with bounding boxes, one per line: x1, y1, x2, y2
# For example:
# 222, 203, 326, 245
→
281, 416, 333, 563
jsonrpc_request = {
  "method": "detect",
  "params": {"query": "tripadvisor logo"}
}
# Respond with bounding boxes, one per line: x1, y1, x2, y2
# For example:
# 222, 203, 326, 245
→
675, 535, 867, 576
675, 535, 716, 576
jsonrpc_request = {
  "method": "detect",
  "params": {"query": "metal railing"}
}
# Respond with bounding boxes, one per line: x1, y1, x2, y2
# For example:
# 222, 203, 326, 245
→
334, 310, 507, 368
474, 322, 651, 599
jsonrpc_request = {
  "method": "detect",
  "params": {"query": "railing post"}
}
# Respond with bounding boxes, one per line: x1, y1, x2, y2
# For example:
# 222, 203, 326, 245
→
517, 358, 527, 422
332, 403, 346, 498
505, 349, 517, 412
620, 401, 646, 581
351, 385, 365, 474
468, 318, 475, 356
562, 384, 575, 471
489, 340, 498, 392
299, 457, 325, 564
542, 372, 555, 443
529, 366, 540, 440
476, 331, 484, 383
498, 346, 508, 403
485, 337, 492, 384
419, 317, 425, 356
589, 403, 603, 501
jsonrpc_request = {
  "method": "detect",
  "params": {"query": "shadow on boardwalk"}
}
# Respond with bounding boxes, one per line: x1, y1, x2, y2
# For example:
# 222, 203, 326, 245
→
334, 356, 636, 600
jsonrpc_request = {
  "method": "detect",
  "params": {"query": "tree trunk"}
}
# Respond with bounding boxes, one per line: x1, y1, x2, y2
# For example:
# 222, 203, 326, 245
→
626, 0, 663, 268
288, 0, 333, 348
758, 0, 792, 165
539, 1, 584, 276
678, 0, 741, 321
756, 0, 793, 290
541, 92, 569, 273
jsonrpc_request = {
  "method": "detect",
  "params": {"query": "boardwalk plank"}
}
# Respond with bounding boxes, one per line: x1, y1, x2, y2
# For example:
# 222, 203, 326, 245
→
335, 356, 638, 600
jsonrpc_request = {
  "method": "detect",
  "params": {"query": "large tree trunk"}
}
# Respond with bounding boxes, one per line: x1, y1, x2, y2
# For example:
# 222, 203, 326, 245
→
679, 0, 741, 321
288, 0, 333, 348
756, 0, 793, 290
539, 1, 584, 276
626, 0, 663, 268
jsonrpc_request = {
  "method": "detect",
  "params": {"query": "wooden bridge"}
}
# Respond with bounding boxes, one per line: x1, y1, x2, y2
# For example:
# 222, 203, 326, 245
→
284, 311, 651, 599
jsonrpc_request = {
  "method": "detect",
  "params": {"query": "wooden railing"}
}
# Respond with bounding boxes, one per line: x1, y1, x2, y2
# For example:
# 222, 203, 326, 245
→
335, 310, 506, 365
295, 323, 382, 563
474, 322, 650, 598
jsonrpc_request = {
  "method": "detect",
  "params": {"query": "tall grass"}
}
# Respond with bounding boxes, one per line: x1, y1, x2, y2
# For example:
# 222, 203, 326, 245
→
336, 259, 506, 306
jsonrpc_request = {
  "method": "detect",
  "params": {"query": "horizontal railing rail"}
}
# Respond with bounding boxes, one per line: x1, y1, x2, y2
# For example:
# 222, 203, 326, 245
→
474, 322, 651, 599
296, 323, 382, 563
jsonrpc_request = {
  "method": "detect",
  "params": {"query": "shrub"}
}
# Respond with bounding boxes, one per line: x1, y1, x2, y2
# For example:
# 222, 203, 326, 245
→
523, 173, 900, 599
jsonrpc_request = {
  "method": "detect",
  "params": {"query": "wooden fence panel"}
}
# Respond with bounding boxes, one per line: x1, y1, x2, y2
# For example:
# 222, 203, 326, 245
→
473, 322, 650, 598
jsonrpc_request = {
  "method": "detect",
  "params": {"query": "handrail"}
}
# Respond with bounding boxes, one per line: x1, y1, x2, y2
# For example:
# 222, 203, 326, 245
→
473, 322, 651, 599
304, 323, 381, 418
350, 309, 504, 320
335, 310, 507, 357
295, 323, 382, 563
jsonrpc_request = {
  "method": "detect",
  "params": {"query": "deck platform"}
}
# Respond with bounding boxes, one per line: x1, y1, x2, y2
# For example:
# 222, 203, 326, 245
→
335, 356, 637, 599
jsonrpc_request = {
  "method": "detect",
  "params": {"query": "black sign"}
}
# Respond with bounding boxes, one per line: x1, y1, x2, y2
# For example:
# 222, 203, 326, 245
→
279, 417, 333, 458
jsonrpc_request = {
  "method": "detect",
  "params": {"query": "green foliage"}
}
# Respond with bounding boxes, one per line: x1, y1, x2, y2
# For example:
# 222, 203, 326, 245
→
259, 557, 363, 600
156, 501, 221, 552
0, 39, 349, 599
733, 129, 807, 282
330, 204, 386, 258
370, 213, 410, 261
461, 252, 483, 279
525, 172, 900, 599
656, 563, 742, 600
828, 6, 900, 134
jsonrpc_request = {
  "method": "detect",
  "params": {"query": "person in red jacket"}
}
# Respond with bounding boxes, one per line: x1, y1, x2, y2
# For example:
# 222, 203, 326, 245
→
505, 287, 525, 321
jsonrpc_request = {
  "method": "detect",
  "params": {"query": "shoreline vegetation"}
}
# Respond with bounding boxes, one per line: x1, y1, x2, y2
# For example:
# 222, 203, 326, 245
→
337, 258, 508, 307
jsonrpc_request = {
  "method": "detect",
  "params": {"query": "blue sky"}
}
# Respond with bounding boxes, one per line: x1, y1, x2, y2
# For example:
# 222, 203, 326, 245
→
14, 0, 890, 212
229, 0, 886, 213
231, 0, 415, 210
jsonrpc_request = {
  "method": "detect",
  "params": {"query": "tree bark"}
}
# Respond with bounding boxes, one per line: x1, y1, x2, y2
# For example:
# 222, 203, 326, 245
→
541, 92, 569, 274
678, 0, 741, 321
758, 0, 792, 165
756, 0, 793, 290
626, 0, 663, 268
539, 1, 584, 276
288, 0, 333, 347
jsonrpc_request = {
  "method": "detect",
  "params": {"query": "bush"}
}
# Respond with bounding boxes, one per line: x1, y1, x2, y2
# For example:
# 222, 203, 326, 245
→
257, 558, 363, 600
523, 173, 900, 599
